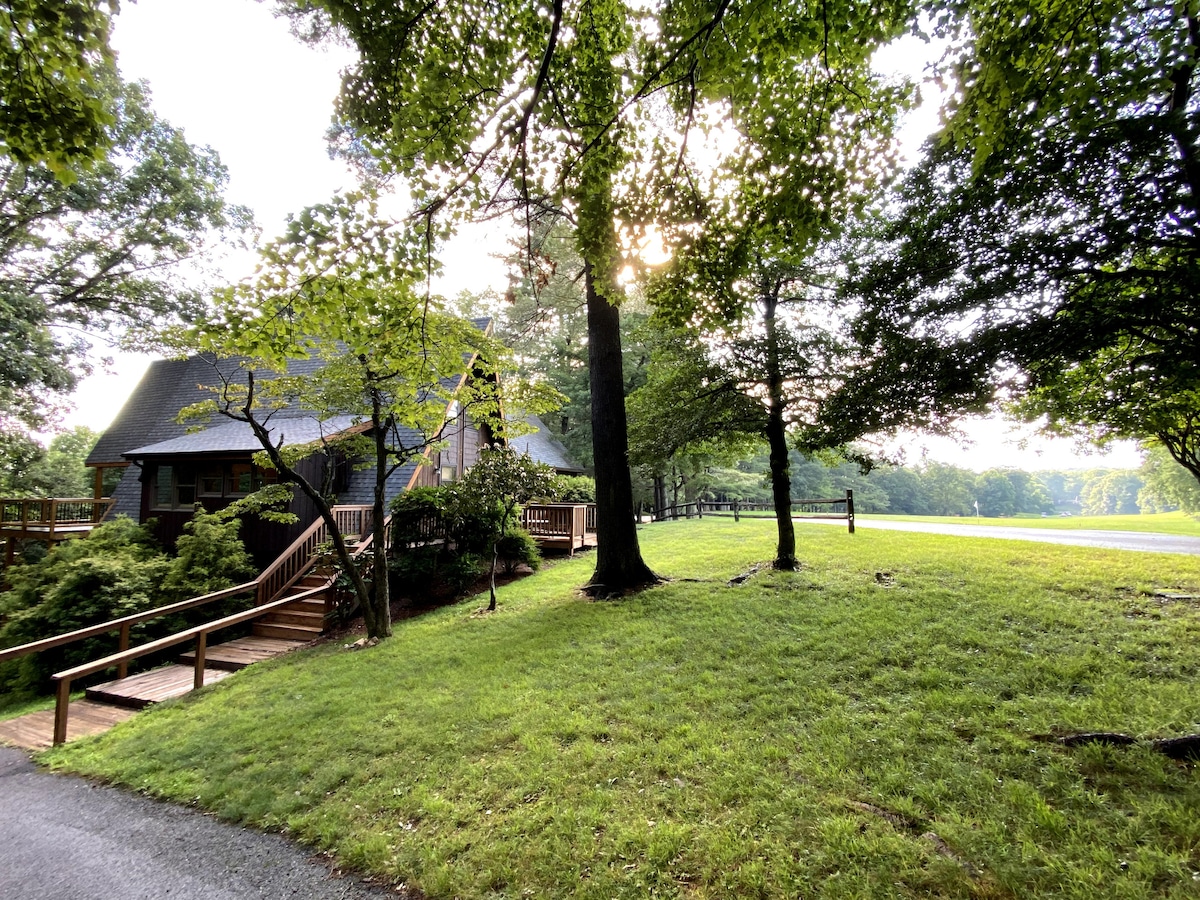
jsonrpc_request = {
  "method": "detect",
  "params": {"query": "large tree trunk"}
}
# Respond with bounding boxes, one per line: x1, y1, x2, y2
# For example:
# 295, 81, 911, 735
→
763, 288, 797, 570
583, 261, 658, 595
366, 418, 393, 639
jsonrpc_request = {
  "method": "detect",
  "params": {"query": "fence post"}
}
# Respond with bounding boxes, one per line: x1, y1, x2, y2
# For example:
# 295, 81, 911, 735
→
193, 633, 207, 690
846, 489, 855, 534
53, 677, 71, 746
117, 622, 131, 679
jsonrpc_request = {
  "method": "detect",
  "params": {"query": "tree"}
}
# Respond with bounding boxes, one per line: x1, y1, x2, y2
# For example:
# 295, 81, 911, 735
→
1080, 471, 1143, 516
1140, 443, 1200, 514
279, 0, 919, 593
0, 0, 116, 174
816, 2, 1200, 481
182, 192, 534, 640
0, 76, 249, 431
974, 469, 1015, 517
458, 446, 555, 612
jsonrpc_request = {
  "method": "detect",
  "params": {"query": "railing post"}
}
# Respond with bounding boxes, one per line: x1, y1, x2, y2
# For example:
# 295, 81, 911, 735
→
193, 633, 207, 690
117, 622, 131, 679
53, 677, 71, 746
846, 489, 855, 534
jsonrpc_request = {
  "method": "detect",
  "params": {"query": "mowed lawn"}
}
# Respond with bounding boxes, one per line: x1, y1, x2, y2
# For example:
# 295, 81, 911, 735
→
862, 511, 1200, 537
47, 520, 1200, 899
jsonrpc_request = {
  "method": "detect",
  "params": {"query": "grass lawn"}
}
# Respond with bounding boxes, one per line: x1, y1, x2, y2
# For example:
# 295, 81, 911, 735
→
45, 520, 1200, 899
861, 511, 1200, 537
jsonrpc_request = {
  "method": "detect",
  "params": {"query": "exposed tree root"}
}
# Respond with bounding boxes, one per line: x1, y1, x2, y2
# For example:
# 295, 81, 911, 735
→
728, 562, 771, 586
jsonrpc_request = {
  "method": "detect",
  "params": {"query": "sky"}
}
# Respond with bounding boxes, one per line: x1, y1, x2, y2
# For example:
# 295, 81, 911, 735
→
60, 0, 1144, 474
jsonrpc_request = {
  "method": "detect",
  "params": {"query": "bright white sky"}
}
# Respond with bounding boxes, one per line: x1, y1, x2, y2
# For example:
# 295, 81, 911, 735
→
61, 0, 1142, 474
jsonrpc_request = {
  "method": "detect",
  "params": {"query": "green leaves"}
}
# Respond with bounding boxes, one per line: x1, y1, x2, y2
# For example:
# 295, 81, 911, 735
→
0, 0, 117, 175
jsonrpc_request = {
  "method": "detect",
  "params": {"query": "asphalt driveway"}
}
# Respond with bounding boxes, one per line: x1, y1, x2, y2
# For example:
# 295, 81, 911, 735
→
0, 747, 395, 899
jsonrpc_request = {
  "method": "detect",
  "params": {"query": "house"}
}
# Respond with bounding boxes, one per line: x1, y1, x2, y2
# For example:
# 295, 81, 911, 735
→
86, 326, 584, 568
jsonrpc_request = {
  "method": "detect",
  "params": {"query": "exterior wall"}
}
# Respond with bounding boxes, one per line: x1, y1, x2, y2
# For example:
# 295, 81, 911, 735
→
139, 454, 326, 571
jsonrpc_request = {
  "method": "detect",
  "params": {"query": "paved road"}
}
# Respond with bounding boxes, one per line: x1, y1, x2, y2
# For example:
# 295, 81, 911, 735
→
843, 518, 1200, 555
0, 747, 395, 900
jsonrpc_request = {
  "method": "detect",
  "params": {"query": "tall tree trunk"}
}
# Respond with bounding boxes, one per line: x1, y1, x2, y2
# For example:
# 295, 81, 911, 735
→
583, 262, 658, 595
367, 416, 393, 638
763, 288, 797, 570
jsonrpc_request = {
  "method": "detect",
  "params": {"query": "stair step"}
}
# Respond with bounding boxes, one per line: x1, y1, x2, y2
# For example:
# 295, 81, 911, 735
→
253, 623, 323, 642
260, 609, 325, 628
179, 636, 306, 671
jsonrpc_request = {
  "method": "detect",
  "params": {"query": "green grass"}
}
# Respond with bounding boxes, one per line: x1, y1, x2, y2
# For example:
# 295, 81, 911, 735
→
46, 520, 1200, 899
862, 510, 1200, 536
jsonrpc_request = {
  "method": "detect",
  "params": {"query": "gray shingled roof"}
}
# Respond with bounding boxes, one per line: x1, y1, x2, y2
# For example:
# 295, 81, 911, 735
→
124, 414, 363, 458
510, 415, 585, 474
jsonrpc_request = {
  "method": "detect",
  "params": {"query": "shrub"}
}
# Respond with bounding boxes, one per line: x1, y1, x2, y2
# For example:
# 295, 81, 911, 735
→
442, 552, 487, 594
495, 527, 542, 574
0, 509, 255, 705
547, 474, 596, 503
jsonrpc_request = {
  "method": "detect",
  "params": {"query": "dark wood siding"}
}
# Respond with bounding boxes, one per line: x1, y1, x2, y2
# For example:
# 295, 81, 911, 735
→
139, 454, 327, 571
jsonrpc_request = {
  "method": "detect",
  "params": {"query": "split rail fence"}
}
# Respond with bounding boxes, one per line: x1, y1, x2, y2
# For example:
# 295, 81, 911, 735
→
643, 489, 855, 533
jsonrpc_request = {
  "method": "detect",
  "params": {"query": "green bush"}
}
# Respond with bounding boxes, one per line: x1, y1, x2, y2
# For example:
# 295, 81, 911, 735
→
442, 552, 487, 594
546, 474, 595, 503
0, 509, 255, 706
389, 486, 452, 548
495, 527, 542, 574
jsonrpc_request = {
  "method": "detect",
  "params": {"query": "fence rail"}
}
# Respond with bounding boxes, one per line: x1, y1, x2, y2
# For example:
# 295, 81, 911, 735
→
646, 491, 855, 533
0, 497, 115, 534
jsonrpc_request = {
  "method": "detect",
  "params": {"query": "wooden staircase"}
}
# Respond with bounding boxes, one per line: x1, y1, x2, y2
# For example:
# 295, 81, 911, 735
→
0, 506, 376, 750
250, 572, 334, 642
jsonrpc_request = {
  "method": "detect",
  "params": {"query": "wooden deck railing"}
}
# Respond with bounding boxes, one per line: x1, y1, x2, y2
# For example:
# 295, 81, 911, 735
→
0, 498, 115, 536
520, 503, 596, 553
50, 585, 327, 745
0, 581, 259, 677
255, 504, 373, 605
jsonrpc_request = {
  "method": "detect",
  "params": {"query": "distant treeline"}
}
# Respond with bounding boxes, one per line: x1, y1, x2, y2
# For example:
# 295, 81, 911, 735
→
647, 446, 1199, 517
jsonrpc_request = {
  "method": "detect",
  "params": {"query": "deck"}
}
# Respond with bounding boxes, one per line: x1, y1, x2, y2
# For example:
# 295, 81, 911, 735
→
1, 498, 114, 563
0, 636, 308, 751
521, 503, 597, 554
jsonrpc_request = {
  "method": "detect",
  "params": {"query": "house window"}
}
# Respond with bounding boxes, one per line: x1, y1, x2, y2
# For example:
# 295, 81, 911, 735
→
199, 468, 224, 497
152, 464, 197, 509
152, 462, 268, 509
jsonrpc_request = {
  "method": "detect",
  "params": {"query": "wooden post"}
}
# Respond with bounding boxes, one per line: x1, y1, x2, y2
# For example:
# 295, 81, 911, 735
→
193, 633, 207, 690
117, 622, 131, 679
93, 467, 105, 501
846, 489, 855, 534
53, 678, 71, 746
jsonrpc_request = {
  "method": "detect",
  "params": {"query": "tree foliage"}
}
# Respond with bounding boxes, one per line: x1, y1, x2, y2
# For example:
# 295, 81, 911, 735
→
0, 426, 101, 497
818, 1, 1200, 484
279, 0, 921, 593
0, 0, 117, 174
182, 191, 554, 639
0, 76, 249, 431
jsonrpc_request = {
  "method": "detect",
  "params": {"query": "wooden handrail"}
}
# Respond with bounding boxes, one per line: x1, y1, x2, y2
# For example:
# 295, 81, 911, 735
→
0, 497, 115, 527
0, 581, 257, 667
51, 585, 327, 745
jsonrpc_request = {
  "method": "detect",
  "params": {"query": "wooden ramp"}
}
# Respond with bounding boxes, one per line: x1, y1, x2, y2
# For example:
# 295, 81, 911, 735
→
85, 664, 233, 709
0, 700, 137, 752
178, 636, 306, 671
0, 636, 309, 752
